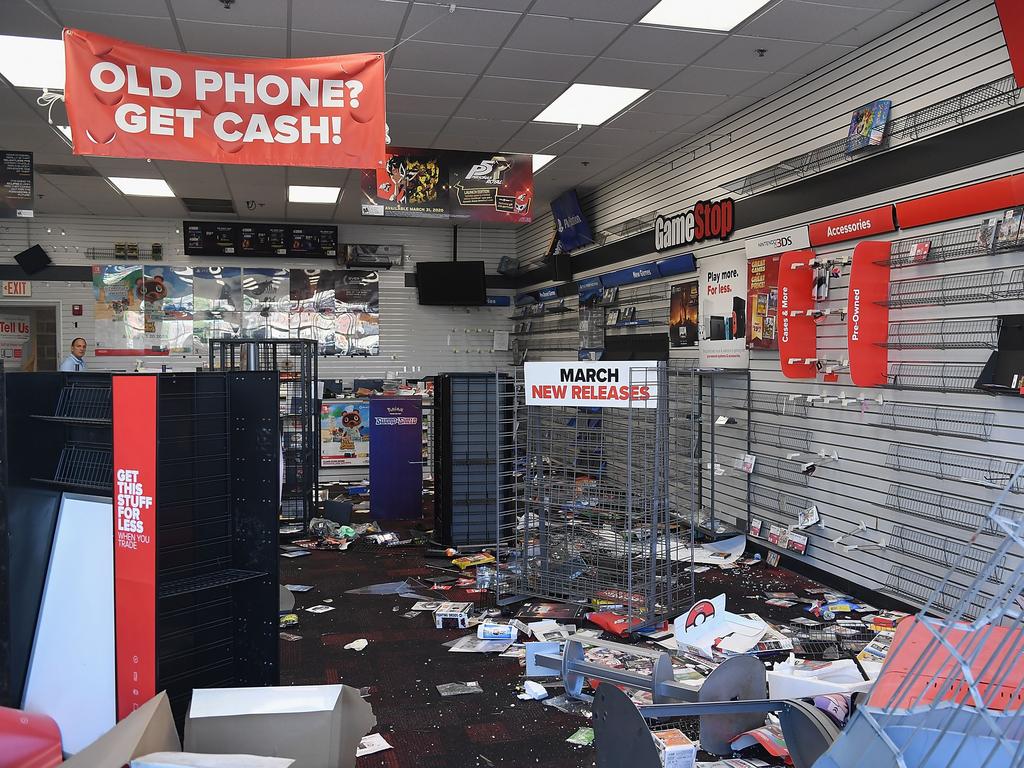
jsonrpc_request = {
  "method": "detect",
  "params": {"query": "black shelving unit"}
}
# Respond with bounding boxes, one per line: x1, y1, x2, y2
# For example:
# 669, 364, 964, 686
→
209, 339, 319, 527
433, 372, 513, 548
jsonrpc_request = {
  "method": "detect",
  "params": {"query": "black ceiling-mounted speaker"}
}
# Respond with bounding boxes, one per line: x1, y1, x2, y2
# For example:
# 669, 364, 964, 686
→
14, 244, 51, 276
552, 252, 572, 282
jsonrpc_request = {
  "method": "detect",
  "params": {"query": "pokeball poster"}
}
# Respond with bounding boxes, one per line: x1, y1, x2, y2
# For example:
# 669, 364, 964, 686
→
361, 147, 533, 224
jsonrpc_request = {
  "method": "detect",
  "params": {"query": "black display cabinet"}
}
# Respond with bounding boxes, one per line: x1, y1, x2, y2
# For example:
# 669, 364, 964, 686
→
433, 372, 513, 548
0, 371, 279, 727
209, 339, 319, 527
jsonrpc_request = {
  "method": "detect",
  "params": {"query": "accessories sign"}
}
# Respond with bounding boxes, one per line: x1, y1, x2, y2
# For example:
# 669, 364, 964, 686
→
64, 28, 386, 169
808, 206, 896, 246
525, 361, 659, 408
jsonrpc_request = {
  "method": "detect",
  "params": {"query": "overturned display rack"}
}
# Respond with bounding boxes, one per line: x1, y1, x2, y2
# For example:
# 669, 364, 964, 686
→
496, 362, 699, 630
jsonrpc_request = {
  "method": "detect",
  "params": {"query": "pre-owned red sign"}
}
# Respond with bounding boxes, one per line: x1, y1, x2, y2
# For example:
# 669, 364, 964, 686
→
64, 28, 387, 169
808, 206, 896, 246
112, 375, 157, 720
847, 242, 891, 387
778, 251, 817, 379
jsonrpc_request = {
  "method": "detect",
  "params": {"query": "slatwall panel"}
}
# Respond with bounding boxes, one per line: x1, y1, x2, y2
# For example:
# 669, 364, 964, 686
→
511, 0, 1024, 615
0, 216, 515, 380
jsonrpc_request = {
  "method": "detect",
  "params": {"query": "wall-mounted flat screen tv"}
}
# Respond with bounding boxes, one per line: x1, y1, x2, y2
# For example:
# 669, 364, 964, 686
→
415, 261, 487, 306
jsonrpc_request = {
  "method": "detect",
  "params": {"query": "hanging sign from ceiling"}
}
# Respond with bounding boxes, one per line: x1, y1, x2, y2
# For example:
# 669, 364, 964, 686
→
655, 198, 735, 252
63, 28, 387, 169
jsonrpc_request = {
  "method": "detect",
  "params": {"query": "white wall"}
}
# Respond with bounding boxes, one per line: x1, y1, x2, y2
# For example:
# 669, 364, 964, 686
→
511, 0, 1024, 615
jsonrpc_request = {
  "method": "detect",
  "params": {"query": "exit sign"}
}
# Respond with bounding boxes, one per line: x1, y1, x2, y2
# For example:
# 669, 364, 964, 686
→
2, 281, 30, 297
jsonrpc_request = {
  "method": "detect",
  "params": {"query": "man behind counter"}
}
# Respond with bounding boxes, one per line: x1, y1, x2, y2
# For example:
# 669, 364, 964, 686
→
59, 337, 88, 372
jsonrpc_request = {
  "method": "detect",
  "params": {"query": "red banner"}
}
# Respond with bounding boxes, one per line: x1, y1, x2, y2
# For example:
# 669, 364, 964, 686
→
847, 242, 891, 387
64, 28, 387, 169
778, 251, 817, 379
808, 205, 896, 246
996, 0, 1024, 88
113, 375, 157, 720
894, 175, 1024, 229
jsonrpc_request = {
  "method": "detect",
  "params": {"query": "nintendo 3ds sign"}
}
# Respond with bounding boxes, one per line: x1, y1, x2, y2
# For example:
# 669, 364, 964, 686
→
524, 361, 659, 409
655, 198, 735, 252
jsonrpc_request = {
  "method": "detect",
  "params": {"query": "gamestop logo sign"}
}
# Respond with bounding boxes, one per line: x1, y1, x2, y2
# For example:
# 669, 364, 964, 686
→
744, 226, 810, 259
655, 198, 735, 252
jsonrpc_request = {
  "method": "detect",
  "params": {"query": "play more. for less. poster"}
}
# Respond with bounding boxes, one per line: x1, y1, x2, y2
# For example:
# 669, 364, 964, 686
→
698, 253, 749, 368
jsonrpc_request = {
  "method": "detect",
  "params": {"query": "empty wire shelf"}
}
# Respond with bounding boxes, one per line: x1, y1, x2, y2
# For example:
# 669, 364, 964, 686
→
752, 455, 810, 486
886, 362, 986, 393
882, 565, 987, 620
752, 423, 812, 452
883, 269, 1024, 309
885, 443, 1024, 493
159, 568, 268, 598
885, 484, 998, 533
751, 482, 812, 517
751, 391, 809, 418
35, 442, 112, 492
882, 318, 1000, 349
887, 525, 1004, 583
879, 403, 995, 440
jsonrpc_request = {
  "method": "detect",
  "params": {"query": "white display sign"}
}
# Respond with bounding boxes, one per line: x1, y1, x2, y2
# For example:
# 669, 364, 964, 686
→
744, 226, 810, 260
698, 253, 749, 369
0, 313, 31, 369
524, 361, 659, 408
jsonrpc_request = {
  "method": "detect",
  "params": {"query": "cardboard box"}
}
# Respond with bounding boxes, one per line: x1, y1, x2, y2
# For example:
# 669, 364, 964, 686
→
184, 685, 375, 768
62, 691, 180, 768
433, 601, 473, 629
133, 753, 294, 767
652, 729, 695, 768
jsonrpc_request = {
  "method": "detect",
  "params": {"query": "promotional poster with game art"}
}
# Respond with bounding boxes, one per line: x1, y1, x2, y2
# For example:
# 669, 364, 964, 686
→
143, 266, 193, 353
449, 152, 533, 224
321, 400, 370, 466
747, 255, 780, 350
93, 265, 153, 355
360, 147, 450, 219
668, 281, 699, 348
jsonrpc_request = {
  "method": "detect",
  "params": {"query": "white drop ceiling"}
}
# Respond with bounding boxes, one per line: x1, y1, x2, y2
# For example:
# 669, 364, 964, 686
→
0, 0, 945, 223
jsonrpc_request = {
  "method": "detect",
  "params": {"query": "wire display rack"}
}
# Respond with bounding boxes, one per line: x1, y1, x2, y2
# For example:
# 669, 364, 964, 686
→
752, 423, 812, 452
788, 620, 877, 666
879, 403, 995, 440
750, 390, 809, 419
497, 363, 698, 629
887, 524, 1004, 583
882, 318, 1000, 349
43, 442, 112, 492
879, 565, 986, 619
752, 454, 810, 486
750, 482, 812, 518
883, 221, 1024, 269
886, 362, 987, 393
883, 269, 1024, 309
885, 444, 1024, 494
209, 339, 319, 526
885, 484, 1002, 533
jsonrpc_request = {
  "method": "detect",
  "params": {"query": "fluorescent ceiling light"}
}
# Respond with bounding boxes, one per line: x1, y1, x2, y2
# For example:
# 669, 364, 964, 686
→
288, 185, 340, 204
0, 35, 65, 89
533, 154, 556, 173
640, 0, 771, 31
534, 84, 647, 126
108, 177, 175, 198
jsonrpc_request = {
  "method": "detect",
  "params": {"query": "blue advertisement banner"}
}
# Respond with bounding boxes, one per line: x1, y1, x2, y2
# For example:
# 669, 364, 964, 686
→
600, 261, 661, 288
369, 398, 423, 520
551, 189, 594, 252
656, 252, 697, 277
486, 295, 511, 307
577, 276, 602, 304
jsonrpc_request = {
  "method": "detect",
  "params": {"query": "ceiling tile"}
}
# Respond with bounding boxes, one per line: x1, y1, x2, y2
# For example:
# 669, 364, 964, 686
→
0, 89, 50, 126
124, 197, 188, 217
661, 66, 768, 96
58, 10, 181, 50
740, 70, 803, 99
402, 5, 520, 47
635, 90, 729, 116
604, 26, 725, 66
529, 0, 656, 23
599, 110, 692, 132
487, 49, 592, 81
470, 76, 568, 104
290, 31, 392, 57
178, 20, 286, 57
390, 41, 496, 75
1, 3, 64, 37
287, 167, 348, 187
52, 177, 139, 217
293, 0, 406, 37
153, 161, 232, 198
831, 10, 917, 46
387, 131, 440, 148
285, 202, 338, 222
578, 58, 682, 89
441, 0, 533, 11
171, 0, 286, 27
456, 100, 545, 122
694, 35, 819, 72
441, 117, 522, 144
388, 93, 462, 117
704, 94, 763, 117
502, 122, 597, 153
738, 1, 877, 43
32, 176, 90, 216
506, 16, 625, 56
49, 0, 168, 15
891, 0, 948, 10
783, 43, 856, 75
387, 69, 478, 99
387, 113, 450, 136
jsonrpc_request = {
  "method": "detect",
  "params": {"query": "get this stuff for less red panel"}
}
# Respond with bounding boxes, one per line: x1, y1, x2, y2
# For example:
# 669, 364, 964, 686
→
112, 375, 157, 720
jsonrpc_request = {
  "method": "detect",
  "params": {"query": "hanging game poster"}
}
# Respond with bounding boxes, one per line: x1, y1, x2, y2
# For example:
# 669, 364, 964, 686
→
93, 265, 155, 355
288, 269, 380, 356
669, 281, 699, 348
747, 255, 780, 350
321, 400, 370, 467
698, 253, 749, 369
360, 148, 450, 219
449, 152, 533, 224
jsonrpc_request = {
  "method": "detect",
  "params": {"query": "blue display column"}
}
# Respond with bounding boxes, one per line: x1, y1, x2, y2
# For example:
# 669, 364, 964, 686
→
369, 397, 424, 520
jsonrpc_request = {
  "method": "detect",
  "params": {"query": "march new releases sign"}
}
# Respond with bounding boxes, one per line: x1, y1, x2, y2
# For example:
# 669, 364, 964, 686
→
63, 28, 387, 169
525, 361, 659, 409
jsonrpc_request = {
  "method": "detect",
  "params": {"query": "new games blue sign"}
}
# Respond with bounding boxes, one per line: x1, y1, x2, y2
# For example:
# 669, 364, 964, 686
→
551, 189, 594, 252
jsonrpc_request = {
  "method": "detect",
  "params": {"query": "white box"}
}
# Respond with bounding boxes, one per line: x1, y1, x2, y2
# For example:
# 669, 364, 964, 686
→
652, 729, 695, 768
433, 602, 473, 629
767, 658, 880, 699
